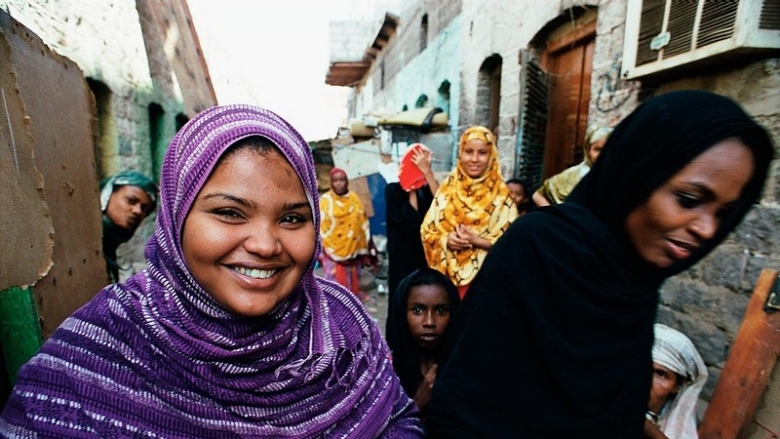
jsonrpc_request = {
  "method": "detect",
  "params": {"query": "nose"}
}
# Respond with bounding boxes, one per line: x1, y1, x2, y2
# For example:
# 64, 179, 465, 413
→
131, 204, 144, 216
690, 212, 717, 241
423, 311, 436, 328
244, 223, 282, 257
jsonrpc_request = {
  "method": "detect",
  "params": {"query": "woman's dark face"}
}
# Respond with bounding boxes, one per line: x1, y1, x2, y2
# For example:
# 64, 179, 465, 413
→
624, 137, 754, 268
406, 284, 451, 350
330, 172, 348, 196
106, 185, 154, 232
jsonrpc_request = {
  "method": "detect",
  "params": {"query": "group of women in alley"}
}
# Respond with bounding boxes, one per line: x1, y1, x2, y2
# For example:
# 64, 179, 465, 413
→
0, 90, 773, 439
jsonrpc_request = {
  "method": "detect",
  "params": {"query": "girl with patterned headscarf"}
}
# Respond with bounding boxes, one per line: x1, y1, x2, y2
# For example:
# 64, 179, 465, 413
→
420, 125, 517, 298
1, 105, 422, 438
532, 123, 613, 206
646, 324, 708, 439
319, 167, 374, 298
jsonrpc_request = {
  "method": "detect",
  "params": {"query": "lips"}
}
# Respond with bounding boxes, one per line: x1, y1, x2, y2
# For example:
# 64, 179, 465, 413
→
666, 238, 697, 260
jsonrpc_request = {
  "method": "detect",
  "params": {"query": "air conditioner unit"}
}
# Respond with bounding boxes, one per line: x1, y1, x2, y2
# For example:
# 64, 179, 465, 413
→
621, 0, 780, 80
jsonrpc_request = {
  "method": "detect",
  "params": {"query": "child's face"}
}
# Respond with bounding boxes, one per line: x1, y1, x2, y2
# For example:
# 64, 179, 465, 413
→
182, 148, 315, 317
406, 284, 451, 350
507, 182, 526, 206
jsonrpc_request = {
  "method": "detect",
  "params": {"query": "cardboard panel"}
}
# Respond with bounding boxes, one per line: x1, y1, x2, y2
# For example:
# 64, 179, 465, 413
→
2, 11, 106, 337
0, 12, 53, 290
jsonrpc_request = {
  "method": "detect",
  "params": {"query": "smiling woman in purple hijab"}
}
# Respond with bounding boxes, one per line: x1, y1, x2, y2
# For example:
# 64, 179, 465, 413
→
0, 105, 423, 438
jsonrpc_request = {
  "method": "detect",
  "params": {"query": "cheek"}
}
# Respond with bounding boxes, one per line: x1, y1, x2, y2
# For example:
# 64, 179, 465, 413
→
182, 217, 228, 265
288, 227, 316, 263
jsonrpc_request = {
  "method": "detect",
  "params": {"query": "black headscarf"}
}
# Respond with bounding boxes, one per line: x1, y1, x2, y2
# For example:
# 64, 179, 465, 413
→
425, 90, 774, 438
387, 267, 461, 403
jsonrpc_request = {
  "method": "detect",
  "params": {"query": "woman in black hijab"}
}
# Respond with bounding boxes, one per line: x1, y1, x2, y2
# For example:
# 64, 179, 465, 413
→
425, 90, 774, 438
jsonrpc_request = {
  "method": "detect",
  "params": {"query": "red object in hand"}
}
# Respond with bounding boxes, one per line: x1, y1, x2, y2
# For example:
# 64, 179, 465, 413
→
399, 143, 429, 192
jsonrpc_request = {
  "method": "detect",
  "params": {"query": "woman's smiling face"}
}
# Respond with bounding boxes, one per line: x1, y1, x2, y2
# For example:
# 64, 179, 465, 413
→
459, 138, 491, 178
624, 137, 754, 268
182, 146, 315, 317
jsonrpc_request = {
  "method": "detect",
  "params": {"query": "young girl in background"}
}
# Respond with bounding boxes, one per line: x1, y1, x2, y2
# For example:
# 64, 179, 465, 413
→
386, 268, 460, 421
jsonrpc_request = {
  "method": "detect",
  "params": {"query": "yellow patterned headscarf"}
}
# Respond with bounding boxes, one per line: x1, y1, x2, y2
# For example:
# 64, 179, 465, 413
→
420, 126, 518, 287
320, 189, 371, 261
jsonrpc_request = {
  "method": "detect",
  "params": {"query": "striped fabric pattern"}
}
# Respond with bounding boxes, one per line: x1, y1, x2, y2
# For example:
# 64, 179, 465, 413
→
0, 105, 422, 438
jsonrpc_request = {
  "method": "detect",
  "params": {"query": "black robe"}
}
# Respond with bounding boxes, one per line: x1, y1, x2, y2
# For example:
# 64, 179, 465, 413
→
425, 90, 774, 438
384, 182, 434, 348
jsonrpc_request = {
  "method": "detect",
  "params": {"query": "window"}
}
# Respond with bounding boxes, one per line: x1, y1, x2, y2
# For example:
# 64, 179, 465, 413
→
420, 14, 429, 53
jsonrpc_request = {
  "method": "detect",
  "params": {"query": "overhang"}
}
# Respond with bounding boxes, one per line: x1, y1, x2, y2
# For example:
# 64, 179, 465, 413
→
325, 13, 399, 87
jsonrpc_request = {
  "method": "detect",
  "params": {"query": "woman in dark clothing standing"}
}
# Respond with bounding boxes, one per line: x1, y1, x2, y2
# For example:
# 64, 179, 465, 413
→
425, 90, 774, 438
385, 144, 438, 350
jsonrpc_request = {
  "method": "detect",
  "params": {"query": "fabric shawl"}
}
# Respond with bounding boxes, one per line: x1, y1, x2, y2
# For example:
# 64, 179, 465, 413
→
384, 182, 434, 299
425, 90, 773, 438
535, 160, 591, 205
652, 324, 708, 439
420, 126, 517, 287
535, 124, 613, 204
320, 189, 371, 262
1, 105, 422, 438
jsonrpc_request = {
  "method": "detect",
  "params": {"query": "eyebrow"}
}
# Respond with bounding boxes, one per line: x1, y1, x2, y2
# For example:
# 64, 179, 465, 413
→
201, 193, 256, 208
282, 201, 311, 211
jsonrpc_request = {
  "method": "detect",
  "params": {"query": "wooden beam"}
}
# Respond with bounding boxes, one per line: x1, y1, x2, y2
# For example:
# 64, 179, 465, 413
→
699, 268, 780, 439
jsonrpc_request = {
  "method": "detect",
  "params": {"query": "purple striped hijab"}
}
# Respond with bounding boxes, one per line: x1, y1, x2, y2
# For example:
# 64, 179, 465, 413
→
1, 105, 422, 438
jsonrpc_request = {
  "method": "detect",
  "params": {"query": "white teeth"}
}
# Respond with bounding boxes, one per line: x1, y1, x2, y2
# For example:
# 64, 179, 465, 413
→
233, 266, 276, 279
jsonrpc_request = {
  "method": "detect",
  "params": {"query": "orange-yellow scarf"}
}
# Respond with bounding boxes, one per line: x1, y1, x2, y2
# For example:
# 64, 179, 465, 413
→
421, 126, 517, 287
320, 189, 370, 262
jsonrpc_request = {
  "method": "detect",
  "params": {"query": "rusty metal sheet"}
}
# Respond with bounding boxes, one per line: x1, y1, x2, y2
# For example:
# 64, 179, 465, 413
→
1, 10, 106, 337
0, 12, 53, 290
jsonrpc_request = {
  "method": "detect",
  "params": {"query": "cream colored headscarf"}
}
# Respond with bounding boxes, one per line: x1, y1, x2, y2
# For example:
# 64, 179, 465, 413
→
420, 126, 517, 287
652, 324, 708, 439
536, 124, 613, 204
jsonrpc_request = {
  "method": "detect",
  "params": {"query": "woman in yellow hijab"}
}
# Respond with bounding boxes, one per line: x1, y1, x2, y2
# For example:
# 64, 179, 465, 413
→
420, 126, 517, 298
319, 168, 373, 299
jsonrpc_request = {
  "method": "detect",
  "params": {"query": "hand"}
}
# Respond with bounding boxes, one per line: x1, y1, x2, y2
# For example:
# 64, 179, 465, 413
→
447, 231, 472, 251
411, 147, 433, 175
413, 364, 438, 411
455, 224, 476, 245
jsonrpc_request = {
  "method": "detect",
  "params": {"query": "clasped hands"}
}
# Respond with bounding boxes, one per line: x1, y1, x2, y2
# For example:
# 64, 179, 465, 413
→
447, 224, 478, 251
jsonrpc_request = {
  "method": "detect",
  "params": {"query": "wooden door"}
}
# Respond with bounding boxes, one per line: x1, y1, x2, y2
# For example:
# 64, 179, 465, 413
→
541, 21, 595, 178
